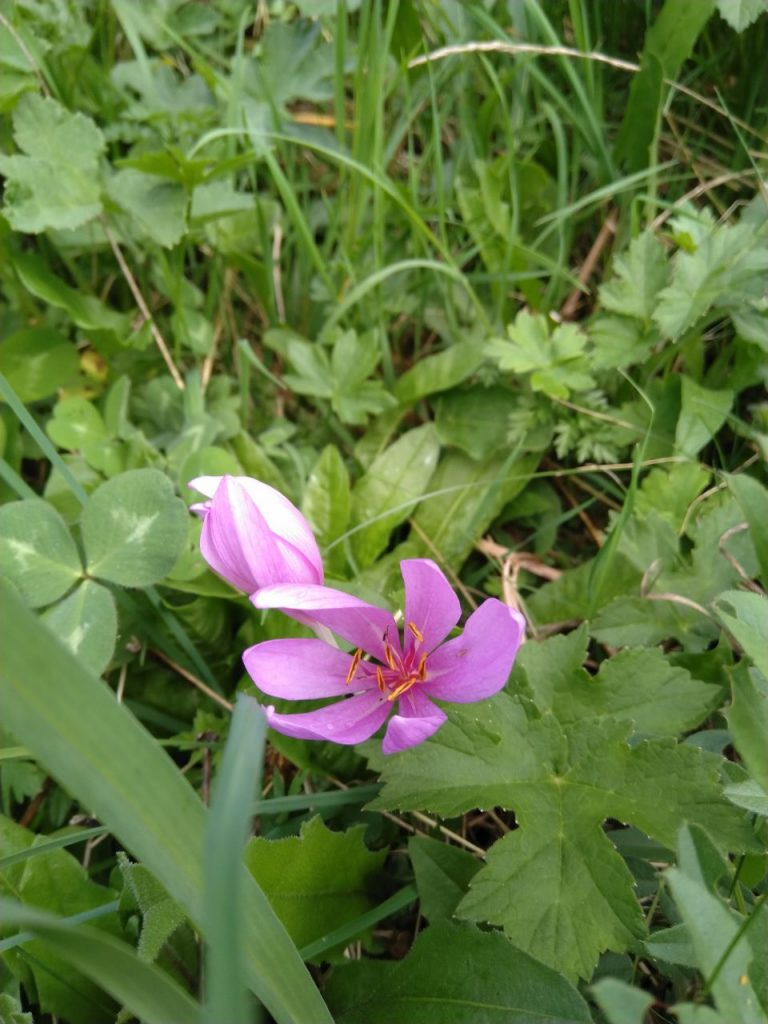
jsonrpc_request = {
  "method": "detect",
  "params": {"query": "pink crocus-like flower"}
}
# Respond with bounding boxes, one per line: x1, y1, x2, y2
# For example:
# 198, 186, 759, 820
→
189, 475, 323, 594
243, 558, 526, 754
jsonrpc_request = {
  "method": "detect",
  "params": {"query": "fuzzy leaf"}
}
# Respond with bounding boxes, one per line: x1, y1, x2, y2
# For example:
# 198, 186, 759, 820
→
370, 694, 749, 979
408, 836, 481, 923
0, 94, 104, 231
107, 169, 188, 247
716, 0, 768, 31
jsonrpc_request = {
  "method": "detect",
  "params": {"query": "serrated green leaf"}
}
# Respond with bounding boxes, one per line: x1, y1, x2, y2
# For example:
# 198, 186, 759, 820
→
0, 498, 81, 607
517, 627, 719, 736
350, 424, 439, 567
394, 342, 485, 404
326, 919, 591, 1024
118, 855, 186, 963
245, 816, 386, 954
42, 580, 117, 676
0, 94, 104, 231
716, 0, 767, 32
599, 231, 669, 321
0, 328, 80, 402
408, 836, 481, 923
635, 462, 711, 528
370, 694, 749, 979
0, 992, 32, 1024
676, 378, 733, 457
81, 469, 188, 586
487, 312, 594, 399
107, 169, 188, 248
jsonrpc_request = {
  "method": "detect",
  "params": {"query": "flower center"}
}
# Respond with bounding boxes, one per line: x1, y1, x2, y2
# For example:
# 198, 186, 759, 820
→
345, 621, 427, 701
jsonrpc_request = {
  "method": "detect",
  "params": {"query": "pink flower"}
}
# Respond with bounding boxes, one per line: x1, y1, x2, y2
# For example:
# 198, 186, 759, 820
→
243, 558, 526, 754
189, 475, 323, 594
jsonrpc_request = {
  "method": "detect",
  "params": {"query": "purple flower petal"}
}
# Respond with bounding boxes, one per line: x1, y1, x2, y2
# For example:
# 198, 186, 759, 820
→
243, 638, 373, 699
252, 583, 398, 663
264, 690, 390, 744
401, 559, 461, 656
423, 598, 525, 702
382, 689, 447, 754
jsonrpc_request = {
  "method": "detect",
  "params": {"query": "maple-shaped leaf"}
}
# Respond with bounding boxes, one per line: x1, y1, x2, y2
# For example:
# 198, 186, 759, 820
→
369, 694, 750, 980
599, 230, 669, 322
514, 626, 721, 736
487, 311, 595, 399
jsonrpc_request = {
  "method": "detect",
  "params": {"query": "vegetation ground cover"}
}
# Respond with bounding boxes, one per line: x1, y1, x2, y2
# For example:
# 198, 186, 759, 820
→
0, 1, 767, 1022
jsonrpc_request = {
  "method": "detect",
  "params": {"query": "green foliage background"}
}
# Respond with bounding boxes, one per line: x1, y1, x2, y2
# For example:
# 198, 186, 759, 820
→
0, 0, 767, 1022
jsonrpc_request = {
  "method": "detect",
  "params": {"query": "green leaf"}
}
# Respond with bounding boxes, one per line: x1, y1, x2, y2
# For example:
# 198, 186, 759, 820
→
517, 627, 719, 736
81, 469, 189, 587
47, 397, 124, 476
487, 312, 594, 399
726, 473, 768, 584
0, 580, 334, 1024
599, 231, 669, 322
724, 779, 768, 817
11, 253, 130, 337
245, 816, 386, 954
0, 94, 104, 231
726, 661, 768, 792
350, 424, 440, 568
634, 462, 711, 529
675, 377, 733, 457
717, 591, 768, 679
0, 899, 203, 1024
325, 920, 592, 1024
434, 387, 512, 459
0, 498, 81, 607
408, 836, 481, 923
411, 448, 538, 566
591, 978, 654, 1024
329, 331, 396, 426
370, 695, 749, 980
716, 0, 768, 31
302, 445, 351, 575
0, 328, 80, 402
394, 342, 485, 404
118, 855, 186, 963
0, 993, 32, 1024
42, 580, 117, 676
107, 169, 188, 248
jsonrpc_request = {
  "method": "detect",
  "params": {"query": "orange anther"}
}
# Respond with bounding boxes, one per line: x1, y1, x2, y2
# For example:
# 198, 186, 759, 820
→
384, 643, 398, 671
376, 666, 386, 693
345, 648, 363, 684
418, 652, 427, 680
407, 621, 425, 644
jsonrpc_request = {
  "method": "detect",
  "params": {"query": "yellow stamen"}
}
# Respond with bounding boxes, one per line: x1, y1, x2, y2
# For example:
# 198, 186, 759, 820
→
407, 621, 424, 643
418, 652, 427, 680
387, 679, 412, 702
384, 642, 398, 671
376, 666, 386, 694
345, 648, 363, 684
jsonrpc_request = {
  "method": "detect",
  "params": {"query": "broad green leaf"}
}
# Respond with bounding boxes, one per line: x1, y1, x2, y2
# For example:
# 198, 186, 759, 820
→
411, 449, 538, 566
434, 386, 512, 459
302, 445, 351, 575
325, 920, 592, 1024
42, 580, 117, 676
245, 816, 386, 954
599, 231, 669, 322
12, 253, 129, 337
716, 0, 767, 31
0, 328, 80, 402
724, 779, 768, 817
81, 469, 188, 586
591, 978, 653, 1024
370, 695, 749, 980
675, 378, 733, 457
350, 424, 439, 567
408, 836, 481, 923
517, 627, 719, 736
118, 855, 186, 963
717, 591, 768, 679
0, 498, 81, 607
0, 94, 104, 231
107, 169, 188, 248
726, 661, 768, 792
591, 595, 712, 650
47, 397, 123, 476
0, 899, 203, 1024
394, 342, 485, 404
673, 1005, 731, 1024
0, 581, 334, 1024
727, 473, 768, 584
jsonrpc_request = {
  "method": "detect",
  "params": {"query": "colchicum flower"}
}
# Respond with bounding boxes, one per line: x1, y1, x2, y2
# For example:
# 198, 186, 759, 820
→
243, 558, 526, 754
189, 475, 323, 594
